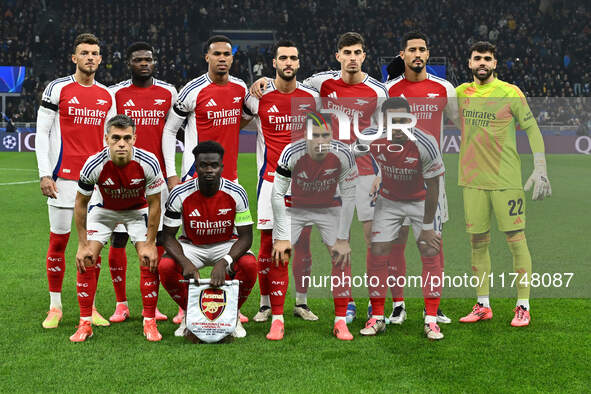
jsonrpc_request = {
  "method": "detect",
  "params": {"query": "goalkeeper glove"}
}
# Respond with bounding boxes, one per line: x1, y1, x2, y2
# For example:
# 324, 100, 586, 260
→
524, 152, 552, 200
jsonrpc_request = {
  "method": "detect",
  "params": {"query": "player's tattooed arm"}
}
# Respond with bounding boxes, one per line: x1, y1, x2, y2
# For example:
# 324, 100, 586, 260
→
161, 224, 199, 281
417, 176, 441, 257
73, 192, 95, 273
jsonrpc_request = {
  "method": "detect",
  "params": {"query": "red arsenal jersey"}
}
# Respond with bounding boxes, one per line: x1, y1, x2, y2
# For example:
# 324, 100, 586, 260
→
78, 147, 165, 210
110, 79, 177, 178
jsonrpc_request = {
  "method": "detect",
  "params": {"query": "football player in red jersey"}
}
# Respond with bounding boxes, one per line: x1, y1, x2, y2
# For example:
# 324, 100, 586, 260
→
36, 33, 115, 329
107, 42, 178, 324
243, 40, 321, 324
271, 113, 357, 340
162, 35, 251, 189
70, 115, 165, 342
251, 32, 388, 323
383, 31, 459, 325
357, 97, 445, 340
158, 141, 257, 339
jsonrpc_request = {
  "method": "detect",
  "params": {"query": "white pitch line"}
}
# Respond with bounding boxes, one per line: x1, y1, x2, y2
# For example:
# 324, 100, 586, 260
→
0, 180, 38, 186
0, 168, 38, 171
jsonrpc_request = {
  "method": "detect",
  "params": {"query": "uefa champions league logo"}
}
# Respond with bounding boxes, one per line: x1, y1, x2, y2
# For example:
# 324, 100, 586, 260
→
2, 134, 17, 150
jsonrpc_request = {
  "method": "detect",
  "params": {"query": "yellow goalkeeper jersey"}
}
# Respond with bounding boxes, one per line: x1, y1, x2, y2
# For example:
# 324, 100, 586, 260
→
456, 78, 538, 190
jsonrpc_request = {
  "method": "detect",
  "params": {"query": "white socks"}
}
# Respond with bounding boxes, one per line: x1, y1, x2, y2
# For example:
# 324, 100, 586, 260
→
334, 316, 346, 323
49, 292, 62, 309
260, 295, 270, 308
477, 296, 490, 308
295, 292, 307, 305
517, 299, 530, 310
272, 314, 284, 323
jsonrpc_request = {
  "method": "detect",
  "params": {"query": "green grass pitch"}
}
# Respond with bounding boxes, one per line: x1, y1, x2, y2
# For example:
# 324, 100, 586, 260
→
0, 152, 589, 393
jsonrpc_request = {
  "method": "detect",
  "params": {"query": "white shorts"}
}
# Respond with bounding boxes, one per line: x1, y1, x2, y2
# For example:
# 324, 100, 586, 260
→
402, 175, 448, 232
371, 197, 425, 243
355, 174, 376, 222
256, 179, 274, 230
113, 185, 169, 233
179, 239, 236, 270
87, 206, 149, 244
47, 177, 77, 208
287, 206, 340, 247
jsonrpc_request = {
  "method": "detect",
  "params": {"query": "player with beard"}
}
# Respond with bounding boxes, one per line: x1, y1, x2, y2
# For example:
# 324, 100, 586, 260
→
251, 32, 387, 324
456, 42, 550, 327
243, 40, 320, 329
36, 33, 115, 329
107, 42, 178, 324
380, 31, 458, 325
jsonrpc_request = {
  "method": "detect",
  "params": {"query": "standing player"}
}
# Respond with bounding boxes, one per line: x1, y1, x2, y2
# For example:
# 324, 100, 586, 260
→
158, 141, 257, 338
107, 42, 178, 323
70, 115, 165, 342
162, 35, 251, 187
36, 33, 115, 329
383, 31, 459, 324
243, 40, 320, 324
357, 98, 446, 340
251, 32, 388, 322
271, 113, 358, 340
456, 42, 551, 327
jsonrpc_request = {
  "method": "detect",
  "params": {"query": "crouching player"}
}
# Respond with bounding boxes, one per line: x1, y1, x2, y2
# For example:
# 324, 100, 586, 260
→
71, 114, 165, 342
158, 141, 257, 339
271, 113, 357, 341
358, 97, 446, 340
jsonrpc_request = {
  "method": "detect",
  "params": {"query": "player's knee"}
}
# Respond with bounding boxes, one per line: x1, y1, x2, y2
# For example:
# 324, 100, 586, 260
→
370, 242, 390, 257
471, 232, 490, 249
235, 253, 257, 285
110, 231, 129, 248
418, 243, 438, 258
158, 255, 177, 276
505, 230, 525, 243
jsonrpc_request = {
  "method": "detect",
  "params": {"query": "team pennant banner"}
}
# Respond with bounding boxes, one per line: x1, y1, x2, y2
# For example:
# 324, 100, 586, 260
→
186, 279, 239, 343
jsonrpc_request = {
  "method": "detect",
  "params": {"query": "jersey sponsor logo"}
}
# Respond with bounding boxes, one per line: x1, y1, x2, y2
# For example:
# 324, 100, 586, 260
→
326, 100, 364, 118
96, 99, 108, 105
123, 108, 167, 124
380, 165, 418, 181
322, 168, 338, 176
188, 209, 201, 217
217, 208, 232, 215
354, 98, 369, 105
68, 96, 80, 104
123, 99, 136, 107
233, 96, 242, 103
199, 288, 227, 321
189, 219, 233, 236
404, 157, 418, 164
427, 93, 440, 99
205, 98, 217, 107
130, 178, 143, 185
102, 178, 115, 186
67, 105, 108, 125
153, 99, 166, 105
268, 113, 307, 131
206, 107, 241, 126
328, 91, 338, 99
267, 105, 279, 113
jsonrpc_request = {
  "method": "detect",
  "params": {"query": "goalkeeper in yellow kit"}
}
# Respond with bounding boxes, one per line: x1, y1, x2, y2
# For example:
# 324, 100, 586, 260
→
456, 41, 552, 327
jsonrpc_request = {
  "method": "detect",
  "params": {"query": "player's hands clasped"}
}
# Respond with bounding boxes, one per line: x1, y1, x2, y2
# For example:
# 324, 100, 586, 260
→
417, 229, 441, 257
75, 244, 96, 273
40, 176, 58, 198
272, 239, 291, 267
331, 239, 352, 269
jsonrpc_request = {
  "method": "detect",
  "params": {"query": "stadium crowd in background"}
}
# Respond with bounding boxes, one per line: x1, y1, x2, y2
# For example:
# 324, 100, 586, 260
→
1, 0, 589, 125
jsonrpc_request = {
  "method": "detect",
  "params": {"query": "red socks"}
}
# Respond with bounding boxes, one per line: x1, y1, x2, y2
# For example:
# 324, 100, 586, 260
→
158, 256, 188, 310
76, 265, 97, 317
46, 232, 69, 292
257, 230, 273, 299
368, 249, 389, 316
140, 266, 159, 318
389, 243, 406, 302
421, 254, 442, 316
331, 260, 352, 317
292, 226, 313, 294
108, 246, 127, 302
232, 253, 257, 309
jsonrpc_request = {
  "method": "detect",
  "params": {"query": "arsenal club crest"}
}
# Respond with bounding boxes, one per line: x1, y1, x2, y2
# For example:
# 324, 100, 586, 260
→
199, 288, 227, 321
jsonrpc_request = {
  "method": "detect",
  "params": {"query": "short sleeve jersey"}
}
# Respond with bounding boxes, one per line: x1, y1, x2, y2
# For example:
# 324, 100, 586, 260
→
456, 78, 537, 189
164, 178, 253, 245
173, 73, 249, 181
78, 147, 165, 210
361, 127, 444, 201
109, 79, 178, 178
243, 81, 320, 182
275, 139, 357, 208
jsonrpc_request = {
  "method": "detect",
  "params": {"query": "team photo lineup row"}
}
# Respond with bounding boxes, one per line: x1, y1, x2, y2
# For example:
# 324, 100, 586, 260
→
35, 30, 552, 343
